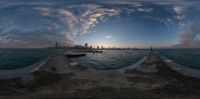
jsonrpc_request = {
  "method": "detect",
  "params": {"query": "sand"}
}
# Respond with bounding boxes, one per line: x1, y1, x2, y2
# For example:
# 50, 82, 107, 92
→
0, 49, 200, 99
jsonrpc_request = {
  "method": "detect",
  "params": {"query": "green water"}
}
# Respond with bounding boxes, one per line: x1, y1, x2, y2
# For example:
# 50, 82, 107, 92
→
157, 49, 200, 69
0, 49, 53, 70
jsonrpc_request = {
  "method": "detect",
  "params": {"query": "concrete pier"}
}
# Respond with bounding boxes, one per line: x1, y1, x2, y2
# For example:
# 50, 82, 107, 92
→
0, 50, 200, 99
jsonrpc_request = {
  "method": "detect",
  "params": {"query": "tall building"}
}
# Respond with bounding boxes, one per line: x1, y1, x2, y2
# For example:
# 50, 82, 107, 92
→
90, 46, 93, 49
97, 46, 99, 49
55, 42, 59, 48
85, 43, 88, 48
59, 43, 62, 47
101, 46, 104, 49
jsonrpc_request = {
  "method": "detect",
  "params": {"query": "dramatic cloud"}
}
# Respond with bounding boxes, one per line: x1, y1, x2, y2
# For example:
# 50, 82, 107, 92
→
80, 8, 121, 34
0, 1, 122, 48
0, 0, 199, 48
173, 5, 200, 48
174, 19, 200, 48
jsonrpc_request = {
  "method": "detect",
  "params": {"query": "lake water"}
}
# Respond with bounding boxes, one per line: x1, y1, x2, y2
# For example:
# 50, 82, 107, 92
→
71, 50, 149, 69
2, 48, 199, 70
0, 49, 53, 70
157, 49, 200, 69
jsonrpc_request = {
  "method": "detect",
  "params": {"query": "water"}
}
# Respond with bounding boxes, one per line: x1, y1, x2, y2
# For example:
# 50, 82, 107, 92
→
157, 49, 200, 69
0, 49, 53, 70
71, 50, 148, 69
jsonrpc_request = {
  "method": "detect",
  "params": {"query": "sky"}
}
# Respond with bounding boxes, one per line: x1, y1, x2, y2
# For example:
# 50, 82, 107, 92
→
0, 0, 200, 48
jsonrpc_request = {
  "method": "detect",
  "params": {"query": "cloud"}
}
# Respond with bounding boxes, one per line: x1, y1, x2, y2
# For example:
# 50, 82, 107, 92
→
105, 35, 112, 39
137, 8, 153, 12
80, 8, 121, 34
173, 18, 200, 48
34, 7, 53, 16
171, 5, 186, 20
105, 0, 200, 48
173, 5, 185, 14
0, 27, 69, 47
0, 1, 122, 48
0, 0, 199, 48
103, 0, 141, 5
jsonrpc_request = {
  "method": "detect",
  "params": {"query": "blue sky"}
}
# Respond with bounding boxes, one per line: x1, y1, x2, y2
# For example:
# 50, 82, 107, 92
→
0, 0, 200, 48
75, 15, 180, 48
